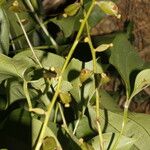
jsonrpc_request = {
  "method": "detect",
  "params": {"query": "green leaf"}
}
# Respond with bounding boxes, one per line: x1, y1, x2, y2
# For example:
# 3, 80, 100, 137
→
100, 89, 122, 112
131, 69, 150, 98
87, 4, 105, 28
30, 78, 46, 93
69, 116, 94, 138
7, 80, 25, 103
0, 53, 32, 82
63, 58, 103, 103
0, 108, 31, 149
32, 118, 62, 149
51, 14, 80, 38
51, 2, 105, 37
0, 108, 60, 149
126, 113, 150, 150
88, 105, 150, 150
61, 80, 73, 92
14, 50, 65, 70
89, 133, 136, 150
4, 1, 37, 50
0, 7, 10, 54
6, 79, 38, 106
109, 33, 144, 95
63, 58, 82, 103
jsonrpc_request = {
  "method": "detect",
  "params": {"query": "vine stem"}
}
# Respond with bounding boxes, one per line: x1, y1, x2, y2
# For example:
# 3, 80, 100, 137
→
112, 85, 149, 150
35, 1, 96, 149
15, 13, 43, 68
53, 103, 59, 123
23, 80, 33, 110
58, 103, 81, 146
85, 16, 104, 149
111, 97, 131, 150
26, 0, 59, 51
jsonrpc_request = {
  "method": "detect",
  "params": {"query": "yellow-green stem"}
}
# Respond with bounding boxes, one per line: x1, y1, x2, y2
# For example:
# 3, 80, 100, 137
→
97, 120, 104, 150
23, 80, 32, 110
111, 100, 130, 150
35, 1, 96, 149
85, 10, 104, 149
59, 103, 82, 147
58, 103, 67, 127
53, 103, 59, 123
15, 13, 43, 68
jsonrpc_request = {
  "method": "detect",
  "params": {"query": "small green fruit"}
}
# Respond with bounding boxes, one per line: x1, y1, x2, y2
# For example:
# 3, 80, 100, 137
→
59, 92, 72, 107
96, 1, 121, 18
80, 69, 93, 84
64, 2, 81, 17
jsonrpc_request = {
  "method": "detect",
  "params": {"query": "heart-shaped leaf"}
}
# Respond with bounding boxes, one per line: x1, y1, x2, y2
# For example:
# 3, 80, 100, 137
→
109, 33, 144, 95
131, 69, 150, 98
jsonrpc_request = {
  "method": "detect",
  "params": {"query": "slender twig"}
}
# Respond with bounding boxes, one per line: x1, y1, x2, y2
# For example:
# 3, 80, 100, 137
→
9, 18, 53, 46
85, 19, 104, 150
53, 103, 59, 123
62, 125, 82, 147
58, 103, 83, 147
35, 1, 96, 149
9, 34, 17, 52
15, 13, 43, 68
23, 80, 32, 110
26, 0, 59, 51
73, 119, 80, 135
73, 104, 86, 135
112, 83, 150, 149
58, 103, 67, 126
111, 96, 131, 150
